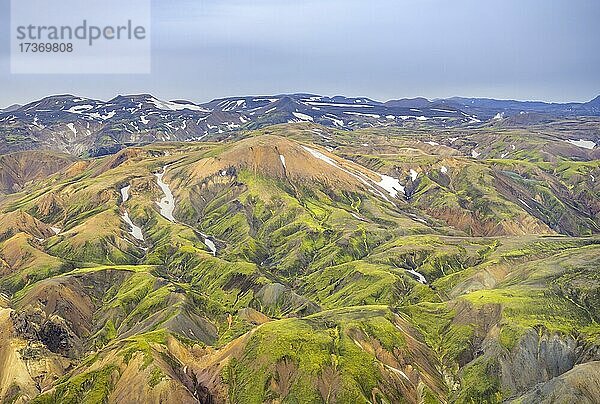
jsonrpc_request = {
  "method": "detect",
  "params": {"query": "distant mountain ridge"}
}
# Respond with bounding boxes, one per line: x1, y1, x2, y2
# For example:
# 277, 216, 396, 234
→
585, 95, 600, 108
0, 104, 21, 113
0, 92, 599, 156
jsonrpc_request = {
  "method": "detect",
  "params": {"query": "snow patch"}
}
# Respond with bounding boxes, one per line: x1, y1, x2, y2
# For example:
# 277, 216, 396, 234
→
32, 116, 44, 128
405, 269, 427, 284
324, 115, 344, 127
155, 166, 176, 222
301, 145, 394, 203
67, 105, 93, 114
440, 166, 448, 174
90, 111, 116, 120
350, 212, 366, 221
307, 102, 374, 108
120, 185, 131, 203
205, 239, 216, 255
292, 112, 313, 121
202, 235, 217, 256
343, 111, 380, 119
122, 212, 144, 241
376, 175, 405, 198
302, 146, 338, 166
409, 169, 418, 181
566, 139, 596, 150
149, 97, 207, 112
279, 155, 286, 169
384, 364, 411, 381
66, 123, 77, 136
518, 198, 532, 209
253, 98, 279, 103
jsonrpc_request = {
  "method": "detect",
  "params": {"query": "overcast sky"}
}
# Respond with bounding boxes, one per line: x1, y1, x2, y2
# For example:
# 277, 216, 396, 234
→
1, 0, 599, 106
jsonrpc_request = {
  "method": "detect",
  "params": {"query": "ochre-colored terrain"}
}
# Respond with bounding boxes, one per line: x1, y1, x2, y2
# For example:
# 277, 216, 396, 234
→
0, 122, 599, 403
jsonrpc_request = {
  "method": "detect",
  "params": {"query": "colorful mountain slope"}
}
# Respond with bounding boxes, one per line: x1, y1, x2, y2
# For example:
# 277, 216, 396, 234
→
0, 123, 598, 403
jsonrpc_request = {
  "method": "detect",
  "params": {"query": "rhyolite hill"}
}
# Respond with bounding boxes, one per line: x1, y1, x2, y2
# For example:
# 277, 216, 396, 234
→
0, 106, 599, 403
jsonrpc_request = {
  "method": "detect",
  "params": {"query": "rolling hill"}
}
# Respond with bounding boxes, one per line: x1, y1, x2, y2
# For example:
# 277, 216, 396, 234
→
0, 119, 599, 403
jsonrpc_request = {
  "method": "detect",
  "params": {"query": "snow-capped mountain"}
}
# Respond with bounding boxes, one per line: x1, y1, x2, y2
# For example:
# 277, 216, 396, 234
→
0, 93, 473, 156
1, 93, 599, 156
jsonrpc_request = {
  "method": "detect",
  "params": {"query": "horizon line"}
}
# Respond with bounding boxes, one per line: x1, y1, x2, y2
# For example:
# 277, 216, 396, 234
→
2, 91, 599, 110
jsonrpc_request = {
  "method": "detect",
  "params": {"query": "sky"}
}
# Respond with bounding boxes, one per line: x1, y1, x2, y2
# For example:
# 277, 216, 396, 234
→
1, 0, 599, 107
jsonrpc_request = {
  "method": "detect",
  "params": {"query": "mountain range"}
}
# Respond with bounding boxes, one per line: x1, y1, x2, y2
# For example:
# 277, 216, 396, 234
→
0, 93, 599, 403
1, 93, 599, 157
